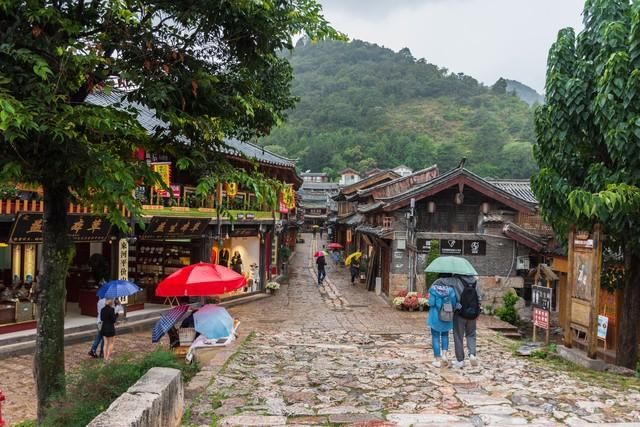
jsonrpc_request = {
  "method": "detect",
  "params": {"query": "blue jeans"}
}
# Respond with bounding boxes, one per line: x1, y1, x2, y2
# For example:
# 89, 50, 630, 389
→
431, 329, 449, 358
317, 268, 326, 284
90, 330, 104, 355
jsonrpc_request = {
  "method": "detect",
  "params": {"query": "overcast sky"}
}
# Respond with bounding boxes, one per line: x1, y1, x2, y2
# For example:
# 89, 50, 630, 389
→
318, 0, 585, 93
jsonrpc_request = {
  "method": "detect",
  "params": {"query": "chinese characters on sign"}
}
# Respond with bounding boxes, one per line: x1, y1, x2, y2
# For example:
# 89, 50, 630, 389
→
10, 213, 112, 243
533, 307, 549, 330
532, 285, 552, 311
152, 162, 172, 197
118, 238, 129, 304
143, 217, 209, 239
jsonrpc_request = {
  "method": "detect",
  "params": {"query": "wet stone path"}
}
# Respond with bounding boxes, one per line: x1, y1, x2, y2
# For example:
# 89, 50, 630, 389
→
186, 235, 640, 426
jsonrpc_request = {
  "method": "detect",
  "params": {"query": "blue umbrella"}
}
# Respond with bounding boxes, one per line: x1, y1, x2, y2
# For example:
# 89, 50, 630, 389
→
151, 305, 190, 343
193, 305, 234, 339
97, 280, 141, 299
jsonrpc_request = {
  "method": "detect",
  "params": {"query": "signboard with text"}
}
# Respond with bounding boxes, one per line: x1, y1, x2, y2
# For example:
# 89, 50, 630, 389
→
142, 217, 209, 239
10, 212, 112, 243
533, 307, 549, 330
440, 239, 463, 255
463, 240, 486, 256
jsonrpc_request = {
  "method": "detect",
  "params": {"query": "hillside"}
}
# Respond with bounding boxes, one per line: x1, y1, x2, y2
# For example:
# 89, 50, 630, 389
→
505, 79, 545, 106
261, 40, 538, 179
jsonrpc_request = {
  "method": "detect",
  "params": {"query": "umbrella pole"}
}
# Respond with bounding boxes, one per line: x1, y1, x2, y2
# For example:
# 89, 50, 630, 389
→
200, 296, 205, 307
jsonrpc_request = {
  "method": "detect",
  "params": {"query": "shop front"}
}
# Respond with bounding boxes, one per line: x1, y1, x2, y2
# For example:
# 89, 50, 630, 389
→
129, 216, 209, 305
0, 212, 114, 333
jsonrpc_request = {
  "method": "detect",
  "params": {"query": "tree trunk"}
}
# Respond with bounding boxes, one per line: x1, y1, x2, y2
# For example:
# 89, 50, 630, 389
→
616, 248, 640, 369
34, 184, 74, 420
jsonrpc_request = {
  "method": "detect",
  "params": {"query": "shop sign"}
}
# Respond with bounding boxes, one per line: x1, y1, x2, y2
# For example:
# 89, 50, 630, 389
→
440, 239, 462, 255
151, 162, 171, 197
230, 227, 259, 237
9, 212, 113, 243
597, 315, 608, 339
170, 184, 181, 198
416, 238, 431, 253
533, 307, 549, 330
118, 238, 129, 304
143, 217, 209, 239
463, 240, 486, 256
532, 285, 552, 311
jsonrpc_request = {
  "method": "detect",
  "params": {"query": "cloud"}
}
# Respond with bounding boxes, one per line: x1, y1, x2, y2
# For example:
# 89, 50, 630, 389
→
318, 0, 584, 93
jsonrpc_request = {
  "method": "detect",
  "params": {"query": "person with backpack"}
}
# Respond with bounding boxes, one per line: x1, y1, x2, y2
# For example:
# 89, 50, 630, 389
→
427, 276, 458, 368
451, 275, 481, 369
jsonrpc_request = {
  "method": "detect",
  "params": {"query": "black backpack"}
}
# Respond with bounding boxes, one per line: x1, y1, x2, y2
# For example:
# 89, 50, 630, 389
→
459, 284, 480, 319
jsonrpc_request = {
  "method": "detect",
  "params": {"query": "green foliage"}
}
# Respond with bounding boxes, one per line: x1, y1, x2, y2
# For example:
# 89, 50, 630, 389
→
0, 182, 18, 199
262, 40, 538, 177
495, 290, 519, 325
39, 349, 197, 427
424, 240, 440, 288
532, 0, 640, 368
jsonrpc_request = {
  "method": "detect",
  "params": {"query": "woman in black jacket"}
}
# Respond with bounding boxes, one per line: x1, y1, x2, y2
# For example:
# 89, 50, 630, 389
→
100, 299, 117, 361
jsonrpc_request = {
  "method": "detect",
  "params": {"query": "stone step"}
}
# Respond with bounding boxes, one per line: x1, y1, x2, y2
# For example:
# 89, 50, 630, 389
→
501, 332, 523, 340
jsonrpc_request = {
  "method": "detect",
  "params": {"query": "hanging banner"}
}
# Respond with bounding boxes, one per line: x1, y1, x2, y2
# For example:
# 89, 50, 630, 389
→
152, 162, 171, 198
225, 182, 238, 198
282, 186, 296, 210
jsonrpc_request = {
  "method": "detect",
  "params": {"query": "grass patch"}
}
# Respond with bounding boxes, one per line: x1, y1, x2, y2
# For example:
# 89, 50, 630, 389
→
40, 348, 198, 427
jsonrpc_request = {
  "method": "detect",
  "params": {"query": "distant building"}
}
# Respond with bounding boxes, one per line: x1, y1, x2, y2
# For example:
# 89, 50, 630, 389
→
301, 171, 330, 183
392, 165, 413, 177
299, 172, 339, 228
338, 168, 361, 186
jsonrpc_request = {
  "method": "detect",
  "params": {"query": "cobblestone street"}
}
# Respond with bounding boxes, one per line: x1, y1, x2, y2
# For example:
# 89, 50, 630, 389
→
187, 235, 640, 426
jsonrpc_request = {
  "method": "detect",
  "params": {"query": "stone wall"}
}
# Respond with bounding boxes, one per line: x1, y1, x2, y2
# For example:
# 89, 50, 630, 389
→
88, 367, 183, 427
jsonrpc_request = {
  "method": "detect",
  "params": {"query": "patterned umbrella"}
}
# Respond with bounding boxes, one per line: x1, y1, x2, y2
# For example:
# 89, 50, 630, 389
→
151, 305, 190, 343
97, 280, 141, 299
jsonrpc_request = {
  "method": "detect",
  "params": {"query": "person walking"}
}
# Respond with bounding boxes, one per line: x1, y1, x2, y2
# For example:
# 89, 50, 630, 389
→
316, 254, 326, 285
319, 226, 324, 239
100, 299, 118, 361
451, 275, 481, 368
88, 297, 106, 358
312, 227, 317, 238
350, 258, 360, 285
427, 276, 458, 368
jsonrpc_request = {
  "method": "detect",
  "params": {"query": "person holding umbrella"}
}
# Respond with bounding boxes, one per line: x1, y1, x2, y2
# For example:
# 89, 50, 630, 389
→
88, 297, 106, 358
316, 252, 327, 285
349, 257, 360, 285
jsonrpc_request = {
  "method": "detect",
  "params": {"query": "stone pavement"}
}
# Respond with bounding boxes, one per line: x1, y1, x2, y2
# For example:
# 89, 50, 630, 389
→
186, 234, 640, 426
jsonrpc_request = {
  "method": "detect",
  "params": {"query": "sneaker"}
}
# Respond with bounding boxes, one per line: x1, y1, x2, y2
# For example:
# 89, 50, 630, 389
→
441, 352, 449, 367
469, 354, 478, 367
88, 351, 97, 358
431, 359, 442, 368
452, 360, 465, 369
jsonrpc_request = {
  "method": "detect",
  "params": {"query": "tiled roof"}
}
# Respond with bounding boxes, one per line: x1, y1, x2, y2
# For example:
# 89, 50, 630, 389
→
86, 91, 296, 168
357, 201, 384, 214
300, 182, 340, 191
487, 179, 537, 204
301, 172, 329, 177
502, 222, 547, 251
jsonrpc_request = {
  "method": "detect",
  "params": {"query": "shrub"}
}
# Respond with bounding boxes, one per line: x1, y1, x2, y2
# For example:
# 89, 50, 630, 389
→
495, 290, 519, 325
40, 349, 198, 427
424, 240, 440, 289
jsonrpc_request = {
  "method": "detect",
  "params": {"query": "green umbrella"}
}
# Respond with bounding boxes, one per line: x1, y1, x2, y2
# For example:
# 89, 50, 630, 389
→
424, 256, 478, 276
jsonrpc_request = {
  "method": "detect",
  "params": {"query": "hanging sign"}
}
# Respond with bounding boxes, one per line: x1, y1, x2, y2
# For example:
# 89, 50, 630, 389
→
281, 186, 296, 210
463, 240, 486, 256
118, 238, 129, 304
225, 182, 238, 198
440, 239, 463, 255
597, 315, 608, 339
152, 162, 172, 197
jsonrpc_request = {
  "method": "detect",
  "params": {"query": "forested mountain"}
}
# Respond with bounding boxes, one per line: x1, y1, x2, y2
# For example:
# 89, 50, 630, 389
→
504, 79, 545, 106
260, 40, 538, 179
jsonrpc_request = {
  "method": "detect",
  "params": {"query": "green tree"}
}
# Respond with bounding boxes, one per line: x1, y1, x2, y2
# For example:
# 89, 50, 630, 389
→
0, 0, 341, 418
532, 0, 640, 368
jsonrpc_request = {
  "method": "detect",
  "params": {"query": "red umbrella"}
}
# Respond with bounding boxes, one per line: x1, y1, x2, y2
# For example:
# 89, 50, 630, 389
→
155, 262, 246, 297
327, 243, 343, 249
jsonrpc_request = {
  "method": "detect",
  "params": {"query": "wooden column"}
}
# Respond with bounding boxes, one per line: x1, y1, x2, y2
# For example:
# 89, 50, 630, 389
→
564, 228, 575, 348
587, 224, 604, 359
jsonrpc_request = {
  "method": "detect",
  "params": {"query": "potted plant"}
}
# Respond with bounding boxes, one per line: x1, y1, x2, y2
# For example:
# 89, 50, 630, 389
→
265, 281, 280, 294
403, 294, 419, 311
392, 296, 405, 310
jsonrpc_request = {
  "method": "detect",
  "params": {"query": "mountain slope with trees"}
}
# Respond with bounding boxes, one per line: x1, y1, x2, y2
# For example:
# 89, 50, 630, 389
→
262, 40, 538, 179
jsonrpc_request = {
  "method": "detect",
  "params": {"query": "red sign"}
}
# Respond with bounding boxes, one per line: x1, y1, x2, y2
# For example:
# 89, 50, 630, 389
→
279, 200, 288, 214
533, 307, 549, 330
